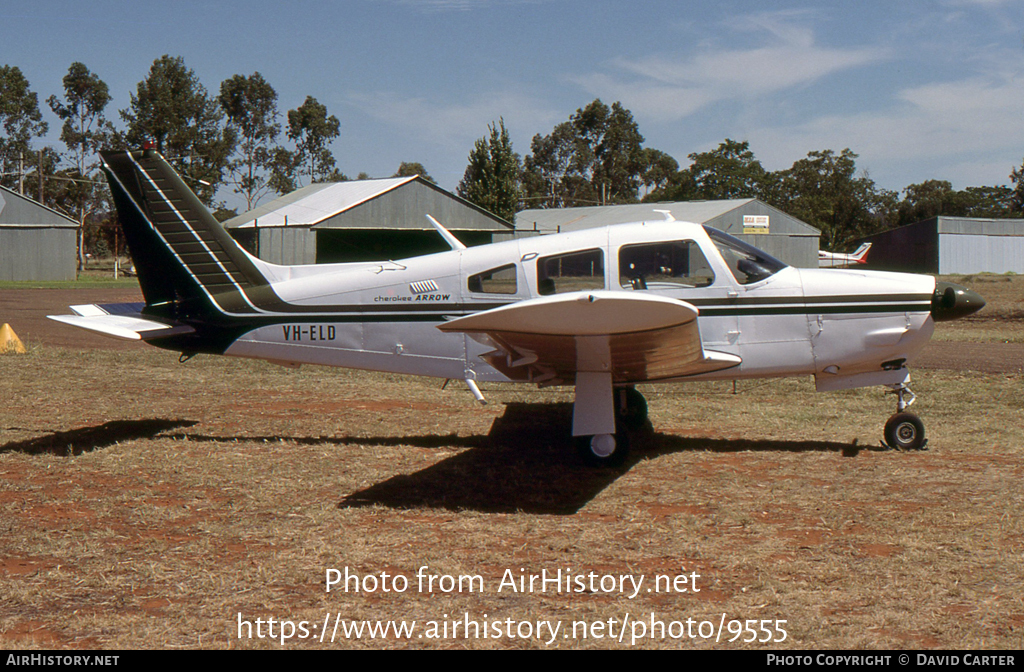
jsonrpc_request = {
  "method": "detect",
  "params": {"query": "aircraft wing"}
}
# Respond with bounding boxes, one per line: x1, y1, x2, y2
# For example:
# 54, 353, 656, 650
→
47, 303, 195, 341
439, 291, 740, 385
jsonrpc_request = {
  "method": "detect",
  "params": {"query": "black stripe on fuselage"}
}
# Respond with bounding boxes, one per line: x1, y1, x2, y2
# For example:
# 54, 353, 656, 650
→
696, 302, 931, 317
204, 294, 933, 320
684, 293, 930, 307
159, 295, 932, 356
160, 296, 934, 357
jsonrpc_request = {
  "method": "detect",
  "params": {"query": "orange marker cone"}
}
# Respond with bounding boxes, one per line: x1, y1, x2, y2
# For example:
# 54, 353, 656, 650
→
0, 323, 27, 354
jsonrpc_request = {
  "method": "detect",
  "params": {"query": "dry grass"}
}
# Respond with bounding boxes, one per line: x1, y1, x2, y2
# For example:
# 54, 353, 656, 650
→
2, 328, 1022, 649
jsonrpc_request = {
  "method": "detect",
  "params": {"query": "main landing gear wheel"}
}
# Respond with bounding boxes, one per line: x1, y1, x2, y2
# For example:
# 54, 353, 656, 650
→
883, 382, 927, 451
616, 386, 648, 431
884, 412, 926, 451
576, 430, 630, 467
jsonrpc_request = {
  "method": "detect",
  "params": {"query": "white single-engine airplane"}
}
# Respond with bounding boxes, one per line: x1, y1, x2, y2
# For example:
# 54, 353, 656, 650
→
819, 242, 872, 268
50, 150, 985, 464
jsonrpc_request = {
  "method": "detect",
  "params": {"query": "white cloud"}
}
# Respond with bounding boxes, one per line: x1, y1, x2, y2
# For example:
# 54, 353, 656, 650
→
750, 71, 1024, 188
938, 0, 1024, 32
345, 89, 559, 147
572, 15, 891, 123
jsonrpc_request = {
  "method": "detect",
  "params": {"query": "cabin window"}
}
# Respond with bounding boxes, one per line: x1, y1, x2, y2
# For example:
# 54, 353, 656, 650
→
704, 227, 787, 285
536, 249, 604, 295
468, 264, 518, 294
618, 241, 715, 290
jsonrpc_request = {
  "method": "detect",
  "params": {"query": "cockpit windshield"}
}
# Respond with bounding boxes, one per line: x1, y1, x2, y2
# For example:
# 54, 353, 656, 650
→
704, 226, 787, 285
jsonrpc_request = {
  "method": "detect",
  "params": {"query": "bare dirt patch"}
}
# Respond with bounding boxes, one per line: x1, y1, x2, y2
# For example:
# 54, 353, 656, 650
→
915, 341, 1023, 374
1, 287, 144, 351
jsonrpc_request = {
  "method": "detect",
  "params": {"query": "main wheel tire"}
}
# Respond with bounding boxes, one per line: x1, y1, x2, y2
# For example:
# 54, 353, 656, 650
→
576, 431, 629, 467
884, 412, 926, 451
616, 387, 648, 431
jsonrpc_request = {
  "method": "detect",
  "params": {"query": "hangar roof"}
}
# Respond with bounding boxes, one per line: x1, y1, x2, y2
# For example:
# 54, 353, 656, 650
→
0, 186, 78, 228
224, 175, 512, 232
933, 216, 1024, 236
224, 177, 417, 229
515, 199, 819, 236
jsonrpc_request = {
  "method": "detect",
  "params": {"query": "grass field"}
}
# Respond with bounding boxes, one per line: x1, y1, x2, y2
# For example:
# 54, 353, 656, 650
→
0, 267, 141, 291
1, 276, 1022, 649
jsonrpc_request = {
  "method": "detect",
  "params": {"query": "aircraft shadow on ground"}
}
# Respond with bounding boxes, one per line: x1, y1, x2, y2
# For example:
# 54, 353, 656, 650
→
337, 402, 868, 515
1, 407, 868, 513
0, 419, 198, 456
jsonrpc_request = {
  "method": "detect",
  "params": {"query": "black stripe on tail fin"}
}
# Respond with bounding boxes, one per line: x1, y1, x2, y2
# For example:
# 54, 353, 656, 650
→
101, 149, 269, 319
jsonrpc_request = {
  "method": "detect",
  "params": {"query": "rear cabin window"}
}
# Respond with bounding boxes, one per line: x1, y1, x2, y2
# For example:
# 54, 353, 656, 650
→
467, 264, 518, 294
537, 249, 604, 295
619, 241, 715, 290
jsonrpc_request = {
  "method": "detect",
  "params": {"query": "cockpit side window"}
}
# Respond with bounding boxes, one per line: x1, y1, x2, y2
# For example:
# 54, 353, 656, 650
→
468, 264, 518, 294
536, 249, 604, 295
704, 227, 787, 285
619, 241, 715, 290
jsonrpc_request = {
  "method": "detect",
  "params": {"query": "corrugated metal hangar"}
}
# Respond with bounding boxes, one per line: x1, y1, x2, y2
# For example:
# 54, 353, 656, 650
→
224, 176, 514, 264
0, 185, 78, 281
852, 216, 1024, 274
514, 198, 821, 268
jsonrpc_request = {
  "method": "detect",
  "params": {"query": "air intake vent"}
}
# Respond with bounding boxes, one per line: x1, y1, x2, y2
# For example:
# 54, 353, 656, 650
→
410, 280, 439, 295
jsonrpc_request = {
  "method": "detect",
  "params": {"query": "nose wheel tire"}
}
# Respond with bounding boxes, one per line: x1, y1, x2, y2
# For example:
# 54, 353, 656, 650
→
576, 431, 629, 467
883, 412, 926, 451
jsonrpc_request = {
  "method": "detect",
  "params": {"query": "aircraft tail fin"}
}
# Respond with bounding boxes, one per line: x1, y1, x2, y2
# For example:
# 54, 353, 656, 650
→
100, 150, 270, 318
852, 242, 872, 262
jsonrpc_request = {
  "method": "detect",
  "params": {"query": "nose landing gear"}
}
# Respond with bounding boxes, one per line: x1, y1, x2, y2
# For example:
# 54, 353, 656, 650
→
883, 383, 927, 451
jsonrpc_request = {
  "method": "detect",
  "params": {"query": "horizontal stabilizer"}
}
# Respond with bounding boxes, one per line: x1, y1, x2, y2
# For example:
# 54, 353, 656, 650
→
48, 303, 195, 342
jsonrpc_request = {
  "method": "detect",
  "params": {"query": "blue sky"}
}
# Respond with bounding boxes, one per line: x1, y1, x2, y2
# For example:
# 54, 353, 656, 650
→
4, 0, 1024, 207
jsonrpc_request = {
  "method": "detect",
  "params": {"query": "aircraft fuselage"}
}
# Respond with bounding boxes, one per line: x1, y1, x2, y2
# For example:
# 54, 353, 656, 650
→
213, 221, 934, 394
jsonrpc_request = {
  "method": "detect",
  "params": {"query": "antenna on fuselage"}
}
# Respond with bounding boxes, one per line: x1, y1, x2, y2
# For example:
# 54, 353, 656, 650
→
652, 209, 676, 222
426, 214, 467, 251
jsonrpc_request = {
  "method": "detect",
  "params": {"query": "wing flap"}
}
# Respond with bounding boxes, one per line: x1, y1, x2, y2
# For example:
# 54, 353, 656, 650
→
48, 303, 194, 342
441, 291, 740, 384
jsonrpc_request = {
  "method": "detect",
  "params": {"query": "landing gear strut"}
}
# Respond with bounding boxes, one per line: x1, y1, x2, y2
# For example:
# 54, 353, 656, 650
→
576, 386, 648, 466
616, 386, 648, 431
883, 383, 927, 450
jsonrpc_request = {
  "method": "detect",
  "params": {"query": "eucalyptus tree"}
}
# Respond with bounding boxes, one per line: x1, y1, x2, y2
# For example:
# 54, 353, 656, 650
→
638, 147, 679, 200
898, 179, 1019, 223
394, 161, 435, 184
767, 149, 891, 250
219, 72, 283, 211
121, 55, 235, 206
47, 62, 118, 268
686, 139, 766, 200
1010, 160, 1024, 215
287, 96, 340, 185
958, 185, 1019, 219
0, 65, 48, 191
523, 99, 646, 208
